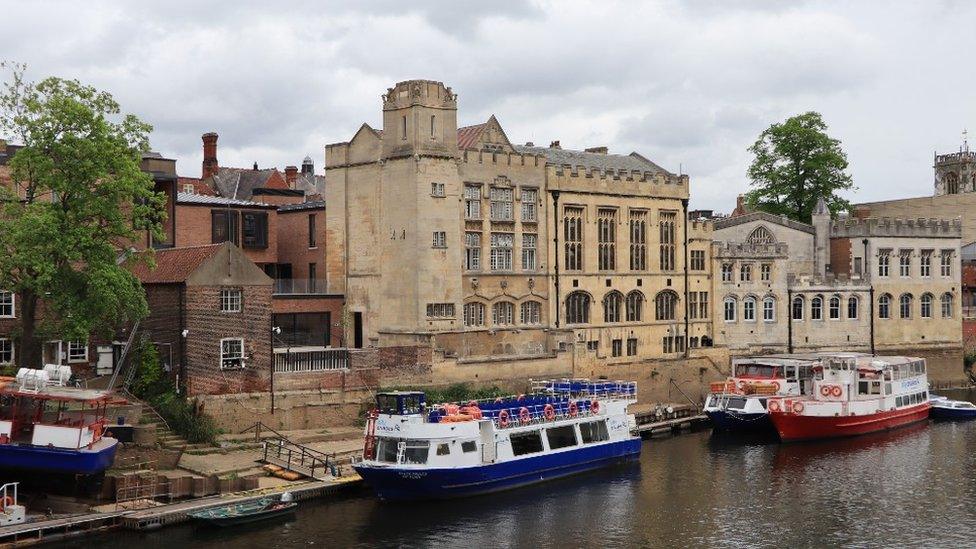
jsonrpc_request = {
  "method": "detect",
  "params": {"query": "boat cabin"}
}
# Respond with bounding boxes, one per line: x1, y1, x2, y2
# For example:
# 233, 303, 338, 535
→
375, 391, 426, 416
0, 386, 113, 450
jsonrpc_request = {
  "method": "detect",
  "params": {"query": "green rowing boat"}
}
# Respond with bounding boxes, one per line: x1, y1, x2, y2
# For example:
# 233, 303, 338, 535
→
188, 496, 297, 527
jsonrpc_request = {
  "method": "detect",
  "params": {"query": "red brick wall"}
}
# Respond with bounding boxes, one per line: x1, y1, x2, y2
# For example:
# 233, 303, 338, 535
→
141, 284, 185, 374
272, 296, 343, 315
183, 285, 273, 395
963, 264, 976, 287
174, 204, 278, 265
0, 294, 105, 374
829, 237, 852, 275
276, 208, 326, 280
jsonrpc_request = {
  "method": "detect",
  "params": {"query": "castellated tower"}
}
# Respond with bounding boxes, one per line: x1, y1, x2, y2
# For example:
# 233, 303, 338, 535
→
382, 80, 459, 160
934, 136, 976, 195
811, 197, 830, 277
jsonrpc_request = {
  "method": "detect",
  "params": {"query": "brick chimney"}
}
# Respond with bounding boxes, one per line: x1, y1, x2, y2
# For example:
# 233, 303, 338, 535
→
549, 140, 561, 149
201, 132, 218, 179
285, 165, 298, 187
731, 194, 748, 217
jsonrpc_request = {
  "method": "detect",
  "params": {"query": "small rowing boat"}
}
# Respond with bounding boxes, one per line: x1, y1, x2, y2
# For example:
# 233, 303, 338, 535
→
188, 493, 296, 527
928, 396, 976, 420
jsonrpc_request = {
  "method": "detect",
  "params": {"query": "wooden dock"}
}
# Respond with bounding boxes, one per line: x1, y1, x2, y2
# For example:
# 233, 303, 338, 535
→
632, 403, 710, 438
0, 511, 128, 547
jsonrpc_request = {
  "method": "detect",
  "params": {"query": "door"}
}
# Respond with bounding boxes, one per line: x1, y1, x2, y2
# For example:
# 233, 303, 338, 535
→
353, 312, 364, 349
96, 345, 114, 375
479, 421, 497, 463
43, 341, 62, 366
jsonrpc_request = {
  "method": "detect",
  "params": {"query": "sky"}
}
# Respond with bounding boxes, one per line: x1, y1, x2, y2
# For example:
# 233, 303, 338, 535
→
2, 0, 975, 212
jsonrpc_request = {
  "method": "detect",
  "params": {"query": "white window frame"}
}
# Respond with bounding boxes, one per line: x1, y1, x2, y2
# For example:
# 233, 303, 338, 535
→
763, 297, 775, 322
0, 339, 13, 365
489, 187, 514, 221
721, 264, 733, 283
829, 296, 841, 320
520, 301, 541, 325
522, 234, 537, 271
941, 250, 953, 277
492, 301, 514, 325
520, 188, 537, 222
878, 250, 890, 277
463, 302, 485, 327
220, 338, 245, 370
464, 232, 481, 270
723, 297, 736, 323
426, 303, 456, 318
464, 185, 482, 220
899, 251, 911, 278
67, 340, 88, 363
220, 289, 243, 313
742, 297, 756, 322
432, 231, 447, 248
760, 264, 771, 282
920, 251, 932, 277
490, 233, 514, 271
430, 182, 445, 197
0, 291, 13, 318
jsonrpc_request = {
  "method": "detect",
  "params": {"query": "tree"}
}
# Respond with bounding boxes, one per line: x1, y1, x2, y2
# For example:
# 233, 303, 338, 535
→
745, 111, 854, 223
0, 62, 166, 368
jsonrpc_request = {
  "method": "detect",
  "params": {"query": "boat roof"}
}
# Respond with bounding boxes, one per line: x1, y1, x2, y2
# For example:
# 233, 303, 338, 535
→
0, 384, 116, 402
823, 355, 922, 371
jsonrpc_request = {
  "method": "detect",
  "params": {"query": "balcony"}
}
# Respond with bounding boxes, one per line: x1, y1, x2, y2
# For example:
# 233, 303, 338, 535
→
273, 347, 349, 373
963, 306, 976, 319
273, 278, 329, 296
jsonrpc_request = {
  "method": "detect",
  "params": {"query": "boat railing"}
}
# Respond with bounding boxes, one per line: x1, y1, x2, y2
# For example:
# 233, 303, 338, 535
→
439, 401, 602, 429
530, 378, 638, 400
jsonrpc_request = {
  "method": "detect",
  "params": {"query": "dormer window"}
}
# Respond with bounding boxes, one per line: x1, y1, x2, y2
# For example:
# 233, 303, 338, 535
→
183, 183, 195, 194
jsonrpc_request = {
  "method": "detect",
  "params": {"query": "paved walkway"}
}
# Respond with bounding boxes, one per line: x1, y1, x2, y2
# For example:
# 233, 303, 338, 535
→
179, 437, 363, 477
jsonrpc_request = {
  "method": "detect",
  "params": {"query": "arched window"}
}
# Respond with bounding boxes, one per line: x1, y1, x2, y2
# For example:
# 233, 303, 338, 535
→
743, 296, 756, 322
942, 292, 954, 318
723, 297, 737, 322
811, 295, 823, 320
792, 295, 804, 320
847, 296, 859, 320
920, 293, 933, 318
899, 293, 913, 319
946, 172, 959, 194
762, 296, 775, 321
878, 293, 892, 319
566, 292, 590, 324
829, 295, 841, 319
747, 225, 775, 245
492, 301, 514, 325
463, 302, 485, 327
520, 301, 541, 325
655, 291, 678, 321
626, 291, 644, 322
603, 291, 623, 323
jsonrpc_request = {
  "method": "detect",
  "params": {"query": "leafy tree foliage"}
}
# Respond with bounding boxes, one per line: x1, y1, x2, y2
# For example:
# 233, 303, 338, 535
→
0, 62, 165, 367
745, 111, 855, 223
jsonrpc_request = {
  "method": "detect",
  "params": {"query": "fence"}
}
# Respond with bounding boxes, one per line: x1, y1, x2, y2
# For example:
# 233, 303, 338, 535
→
274, 348, 349, 373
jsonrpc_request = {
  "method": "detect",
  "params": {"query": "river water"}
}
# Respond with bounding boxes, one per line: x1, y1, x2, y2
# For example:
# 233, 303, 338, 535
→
60, 390, 976, 548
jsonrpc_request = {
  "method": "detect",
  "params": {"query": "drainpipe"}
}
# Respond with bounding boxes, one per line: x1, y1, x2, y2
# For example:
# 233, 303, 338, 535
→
551, 190, 561, 328
787, 287, 793, 353
682, 199, 690, 358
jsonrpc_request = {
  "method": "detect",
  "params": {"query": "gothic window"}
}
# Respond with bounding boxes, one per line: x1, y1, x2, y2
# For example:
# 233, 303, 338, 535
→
740, 264, 752, 282
848, 296, 859, 320
690, 250, 706, 271
920, 293, 933, 318
879, 293, 892, 319
942, 292, 954, 318
626, 291, 644, 322
598, 208, 617, 271
604, 291, 624, 323
941, 250, 953, 277
721, 263, 733, 283
629, 210, 648, 270
655, 291, 678, 321
811, 295, 823, 320
492, 301, 515, 325
878, 249, 891, 277
920, 250, 932, 277
564, 207, 584, 271
760, 263, 772, 281
566, 292, 590, 324
762, 296, 775, 321
698, 292, 709, 319
520, 301, 541, 325
464, 302, 486, 327
829, 296, 841, 319
899, 293, 913, 319
742, 296, 756, 322
746, 225, 775, 245
724, 297, 737, 322
659, 211, 676, 271
689, 292, 699, 320
946, 172, 959, 194
792, 296, 805, 321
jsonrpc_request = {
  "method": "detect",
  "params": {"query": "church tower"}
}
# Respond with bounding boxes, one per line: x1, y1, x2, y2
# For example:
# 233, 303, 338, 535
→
381, 80, 458, 160
934, 131, 976, 196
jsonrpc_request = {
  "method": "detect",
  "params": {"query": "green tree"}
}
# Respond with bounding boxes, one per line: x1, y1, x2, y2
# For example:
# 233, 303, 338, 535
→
745, 111, 854, 223
0, 62, 165, 368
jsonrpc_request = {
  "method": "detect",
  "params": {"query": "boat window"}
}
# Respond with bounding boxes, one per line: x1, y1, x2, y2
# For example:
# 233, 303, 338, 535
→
461, 440, 477, 453
510, 431, 545, 456
376, 395, 399, 414
546, 425, 578, 450
401, 395, 424, 415
734, 364, 783, 378
896, 396, 902, 407
375, 438, 399, 463
579, 420, 610, 444
726, 397, 747, 410
436, 443, 450, 456
858, 381, 869, 396
402, 440, 430, 464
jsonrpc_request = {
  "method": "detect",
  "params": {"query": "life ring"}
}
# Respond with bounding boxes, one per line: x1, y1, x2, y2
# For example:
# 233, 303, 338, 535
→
831, 386, 842, 397
518, 407, 531, 424
770, 381, 781, 392
444, 404, 460, 416
495, 397, 504, 404
498, 409, 510, 428
568, 401, 579, 417
793, 402, 805, 414
517, 394, 526, 402
768, 400, 781, 412
820, 385, 832, 397
0, 496, 12, 510
544, 404, 556, 421
468, 400, 478, 408
737, 380, 748, 390
590, 400, 600, 414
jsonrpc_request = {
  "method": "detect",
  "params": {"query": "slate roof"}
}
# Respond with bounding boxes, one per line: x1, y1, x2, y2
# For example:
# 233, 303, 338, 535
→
457, 123, 486, 150
176, 192, 274, 208
512, 145, 670, 174
177, 177, 217, 196
292, 173, 326, 196
278, 200, 326, 212
210, 167, 286, 200
130, 244, 223, 284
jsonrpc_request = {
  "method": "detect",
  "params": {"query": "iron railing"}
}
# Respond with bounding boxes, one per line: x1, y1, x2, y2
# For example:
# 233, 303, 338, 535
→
263, 437, 340, 478
273, 278, 329, 295
274, 348, 349, 373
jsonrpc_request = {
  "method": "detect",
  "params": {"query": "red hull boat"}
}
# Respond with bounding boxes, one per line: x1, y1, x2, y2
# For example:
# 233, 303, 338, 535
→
770, 402, 930, 442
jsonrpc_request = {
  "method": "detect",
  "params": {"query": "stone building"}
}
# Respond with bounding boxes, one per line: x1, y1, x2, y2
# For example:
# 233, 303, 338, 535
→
324, 79, 711, 369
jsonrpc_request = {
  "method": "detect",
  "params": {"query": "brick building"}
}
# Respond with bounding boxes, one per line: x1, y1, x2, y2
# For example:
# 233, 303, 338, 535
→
130, 242, 273, 396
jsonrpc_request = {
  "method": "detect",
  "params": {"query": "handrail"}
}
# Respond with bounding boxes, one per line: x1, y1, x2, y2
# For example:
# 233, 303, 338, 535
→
669, 378, 701, 412
263, 437, 340, 478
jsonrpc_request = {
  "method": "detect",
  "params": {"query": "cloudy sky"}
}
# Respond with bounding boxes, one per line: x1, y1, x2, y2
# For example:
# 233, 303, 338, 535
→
2, 0, 974, 211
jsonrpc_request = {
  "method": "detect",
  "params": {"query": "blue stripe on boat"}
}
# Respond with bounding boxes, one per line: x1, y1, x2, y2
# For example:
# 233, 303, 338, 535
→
0, 438, 118, 475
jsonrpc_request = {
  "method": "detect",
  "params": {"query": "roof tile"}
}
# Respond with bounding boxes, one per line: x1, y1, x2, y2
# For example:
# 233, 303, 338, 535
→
130, 244, 224, 284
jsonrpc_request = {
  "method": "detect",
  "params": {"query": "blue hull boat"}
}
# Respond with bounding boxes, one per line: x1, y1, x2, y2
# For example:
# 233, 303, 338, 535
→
929, 397, 976, 420
0, 437, 119, 475
705, 410, 772, 432
354, 438, 641, 501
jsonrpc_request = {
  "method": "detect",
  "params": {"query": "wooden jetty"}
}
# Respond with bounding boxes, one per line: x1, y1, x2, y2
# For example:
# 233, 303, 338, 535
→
631, 403, 710, 438
0, 511, 128, 547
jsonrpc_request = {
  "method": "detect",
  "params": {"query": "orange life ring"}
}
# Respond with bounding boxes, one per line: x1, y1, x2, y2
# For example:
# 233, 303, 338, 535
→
771, 381, 781, 392
820, 385, 832, 397
737, 380, 748, 390
498, 409, 510, 428
590, 400, 600, 414
517, 394, 526, 402
0, 496, 12, 509
495, 397, 504, 404
518, 407, 531, 424
468, 400, 478, 408
568, 401, 579, 417
768, 400, 781, 412
444, 404, 460, 416
544, 404, 555, 421
831, 386, 842, 397
793, 402, 805, 414
459, 406, 483, 420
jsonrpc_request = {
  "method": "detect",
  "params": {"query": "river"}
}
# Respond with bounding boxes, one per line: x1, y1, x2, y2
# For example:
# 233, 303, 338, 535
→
58, 390, 976, 548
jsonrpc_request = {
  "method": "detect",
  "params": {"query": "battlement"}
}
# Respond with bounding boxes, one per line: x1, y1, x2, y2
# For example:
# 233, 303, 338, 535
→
552, 164, 685, 186
787, 273, 870, 289
935, 150, 976, 165
461, 149, 545, 168
688, 219, 713, 237
383, 80, 457, 111
830, 216, 963, 238
712, 241, 789, 258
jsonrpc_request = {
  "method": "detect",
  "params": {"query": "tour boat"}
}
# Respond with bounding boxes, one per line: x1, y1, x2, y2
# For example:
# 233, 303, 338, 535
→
0, 369, 120, 476
704, 355, 823, 433
928, 396, 976, 420
352, 379, 641, 501
767, 354, 930, 442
